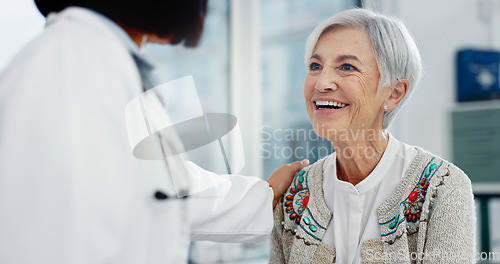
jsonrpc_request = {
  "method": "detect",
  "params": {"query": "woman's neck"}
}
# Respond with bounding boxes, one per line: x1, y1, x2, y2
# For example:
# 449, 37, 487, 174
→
115, 20, 148, 49
332, 129, 389, 185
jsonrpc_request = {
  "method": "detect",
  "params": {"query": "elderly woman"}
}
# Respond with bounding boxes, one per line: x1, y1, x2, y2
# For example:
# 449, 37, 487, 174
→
271, 9, 475, 264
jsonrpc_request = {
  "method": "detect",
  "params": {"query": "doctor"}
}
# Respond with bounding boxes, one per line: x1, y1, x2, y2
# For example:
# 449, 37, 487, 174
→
0, 0, 307, 263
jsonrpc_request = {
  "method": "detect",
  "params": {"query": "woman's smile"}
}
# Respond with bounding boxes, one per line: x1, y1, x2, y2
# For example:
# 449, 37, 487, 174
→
313, 99, 350, 114
304, 27, 385, 140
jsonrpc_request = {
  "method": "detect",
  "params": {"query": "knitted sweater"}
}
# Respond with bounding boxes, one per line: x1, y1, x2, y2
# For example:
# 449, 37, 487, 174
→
270, 147, 476, 264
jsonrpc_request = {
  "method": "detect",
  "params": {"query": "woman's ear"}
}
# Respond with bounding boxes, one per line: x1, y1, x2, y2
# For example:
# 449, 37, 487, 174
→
384, 79, 408, 111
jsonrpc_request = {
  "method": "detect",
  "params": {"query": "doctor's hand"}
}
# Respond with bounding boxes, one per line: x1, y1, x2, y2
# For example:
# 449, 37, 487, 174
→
266, 159, 309, 209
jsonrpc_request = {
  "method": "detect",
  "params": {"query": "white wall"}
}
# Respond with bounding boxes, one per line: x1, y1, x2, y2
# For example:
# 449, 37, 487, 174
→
365, 0, 499, 160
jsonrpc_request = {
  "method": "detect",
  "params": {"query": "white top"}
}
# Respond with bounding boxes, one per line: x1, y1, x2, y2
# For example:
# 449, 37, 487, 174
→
322, 134, 418, 264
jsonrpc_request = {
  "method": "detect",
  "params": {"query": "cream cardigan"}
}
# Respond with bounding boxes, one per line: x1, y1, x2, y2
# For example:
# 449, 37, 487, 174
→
271, 147, 476, 264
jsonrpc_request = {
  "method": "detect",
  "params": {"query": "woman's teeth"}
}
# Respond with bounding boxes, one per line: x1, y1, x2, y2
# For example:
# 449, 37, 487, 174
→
315, 101, 347, 109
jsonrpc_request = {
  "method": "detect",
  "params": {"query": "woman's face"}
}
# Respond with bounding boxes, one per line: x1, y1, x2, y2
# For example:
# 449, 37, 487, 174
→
304, 27, 389, 141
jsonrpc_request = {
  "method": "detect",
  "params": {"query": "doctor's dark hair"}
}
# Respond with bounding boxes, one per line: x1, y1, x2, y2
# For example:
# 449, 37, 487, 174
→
34, 0, 208, 47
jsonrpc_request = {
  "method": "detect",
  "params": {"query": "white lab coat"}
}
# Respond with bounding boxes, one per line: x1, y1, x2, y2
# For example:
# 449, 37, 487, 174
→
0, 7, 273, 264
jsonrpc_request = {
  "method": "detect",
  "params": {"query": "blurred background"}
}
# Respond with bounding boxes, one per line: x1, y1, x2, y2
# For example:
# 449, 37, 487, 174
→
1, 0, 499, 262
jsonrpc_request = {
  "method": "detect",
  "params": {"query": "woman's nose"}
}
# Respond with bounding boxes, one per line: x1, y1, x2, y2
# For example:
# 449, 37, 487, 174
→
314, 71, 338, 92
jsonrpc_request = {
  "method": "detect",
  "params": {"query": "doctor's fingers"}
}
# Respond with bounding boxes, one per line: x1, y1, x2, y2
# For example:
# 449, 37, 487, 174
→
287, 159, 309, 172
268, 159, 309, 182
266, 159, 309, 202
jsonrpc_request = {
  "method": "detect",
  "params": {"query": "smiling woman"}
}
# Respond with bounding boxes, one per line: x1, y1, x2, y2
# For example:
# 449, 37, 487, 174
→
305, 27, 387, 139
271, 9, 476, 264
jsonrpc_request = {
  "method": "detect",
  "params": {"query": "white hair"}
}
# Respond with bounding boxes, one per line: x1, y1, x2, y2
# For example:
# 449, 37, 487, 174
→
304, 8, 423, 128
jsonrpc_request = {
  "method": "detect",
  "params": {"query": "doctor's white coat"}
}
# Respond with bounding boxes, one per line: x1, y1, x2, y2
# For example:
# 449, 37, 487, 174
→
0, 7, 273, 264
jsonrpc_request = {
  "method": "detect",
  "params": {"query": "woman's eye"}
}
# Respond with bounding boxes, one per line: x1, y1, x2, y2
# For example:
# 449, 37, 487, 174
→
340, 63, 357, 71
309, 62, 322, 71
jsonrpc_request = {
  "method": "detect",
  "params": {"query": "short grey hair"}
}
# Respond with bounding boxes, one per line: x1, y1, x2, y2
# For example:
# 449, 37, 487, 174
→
304, 8, 423, 128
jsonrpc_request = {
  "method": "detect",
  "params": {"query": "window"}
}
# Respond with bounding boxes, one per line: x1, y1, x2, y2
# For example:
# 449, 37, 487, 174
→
261, 0, 360, 177
144, 0, 231, 175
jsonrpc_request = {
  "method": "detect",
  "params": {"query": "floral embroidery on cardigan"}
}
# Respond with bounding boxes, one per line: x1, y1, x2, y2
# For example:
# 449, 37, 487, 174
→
281, 168, 327, 245
379, 157, 451, 244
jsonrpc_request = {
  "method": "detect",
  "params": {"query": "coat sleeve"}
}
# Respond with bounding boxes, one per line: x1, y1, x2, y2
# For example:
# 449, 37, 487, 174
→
187, 162, 275, 242
422, 167, 476, 263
